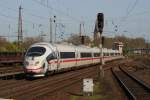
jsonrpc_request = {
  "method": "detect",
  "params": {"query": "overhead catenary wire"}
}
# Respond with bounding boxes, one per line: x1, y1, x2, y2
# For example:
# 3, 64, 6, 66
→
0, 2, 75, 28
0, 0, 79, 28
32, 0, 81, 22
0, 5, 50, 29
0, 12, 44, 27
0, 0, 88, 35
1, 0, 79, 23
117, 0, 139, 31
0, 2, 49, 21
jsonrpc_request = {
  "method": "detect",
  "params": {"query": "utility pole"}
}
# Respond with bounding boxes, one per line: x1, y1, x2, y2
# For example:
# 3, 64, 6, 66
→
49, 16, 57, 43
79, 22, 85, 45
54, 16, 56, 43
49, 17, 53, 43
8, 24, 11, 41
79, 23, 82, 36
79, 23, 83, 44
18, 5, 23, 48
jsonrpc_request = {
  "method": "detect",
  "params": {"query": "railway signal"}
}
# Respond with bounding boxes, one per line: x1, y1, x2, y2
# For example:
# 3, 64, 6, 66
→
94, 13, 104, 47
97, 13, 104, 34
97, 13, 105, 78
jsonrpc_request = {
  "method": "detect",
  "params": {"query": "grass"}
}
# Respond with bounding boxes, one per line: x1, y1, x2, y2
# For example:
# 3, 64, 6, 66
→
70, 96, 78, 100
85, 95, 102, 100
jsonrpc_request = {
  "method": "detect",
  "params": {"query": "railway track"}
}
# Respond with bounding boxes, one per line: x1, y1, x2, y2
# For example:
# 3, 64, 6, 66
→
112, 66, 150, 100
0, 52, 24, 66
0, 60, 23, 65
0, 61, 23, 79
0, 65, 98, 100
0, 65, 24, 79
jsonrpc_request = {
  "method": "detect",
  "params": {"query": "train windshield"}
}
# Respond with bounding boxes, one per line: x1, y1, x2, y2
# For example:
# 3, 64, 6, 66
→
26, 47, 46, 57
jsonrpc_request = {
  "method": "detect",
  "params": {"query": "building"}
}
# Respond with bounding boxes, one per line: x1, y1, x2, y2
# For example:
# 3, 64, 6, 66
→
112, 42, 123, 54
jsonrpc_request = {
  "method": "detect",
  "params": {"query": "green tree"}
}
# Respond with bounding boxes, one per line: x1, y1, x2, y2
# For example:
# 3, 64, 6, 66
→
123, 42, 129, 56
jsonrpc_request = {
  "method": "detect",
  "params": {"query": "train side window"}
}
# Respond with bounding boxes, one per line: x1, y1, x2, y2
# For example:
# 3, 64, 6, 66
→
80, 52, 92, 58
60, 52, 75, 59
110, 53, 113, 56
103, 53, 105, 56
106, 53, 109, 56
94, 53, 100, 57
103, 53, 107, 56
46, 53, 56, 61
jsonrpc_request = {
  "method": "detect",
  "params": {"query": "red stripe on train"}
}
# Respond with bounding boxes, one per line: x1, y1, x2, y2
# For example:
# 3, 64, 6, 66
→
48, 56, 113, 64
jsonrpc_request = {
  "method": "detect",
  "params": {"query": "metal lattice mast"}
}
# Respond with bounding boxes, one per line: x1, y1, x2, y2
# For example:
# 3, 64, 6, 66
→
18, 5, 23, 47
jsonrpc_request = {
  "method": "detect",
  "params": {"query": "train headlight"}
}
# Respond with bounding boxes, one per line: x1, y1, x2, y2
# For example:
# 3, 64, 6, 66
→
35, 61, 40, 66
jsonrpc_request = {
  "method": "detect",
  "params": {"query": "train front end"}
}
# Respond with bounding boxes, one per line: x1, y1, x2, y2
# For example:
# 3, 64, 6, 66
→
23, 45, 49, 77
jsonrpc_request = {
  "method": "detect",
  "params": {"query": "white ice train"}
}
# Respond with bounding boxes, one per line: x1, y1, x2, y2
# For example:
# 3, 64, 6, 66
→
23, 42, 122, 77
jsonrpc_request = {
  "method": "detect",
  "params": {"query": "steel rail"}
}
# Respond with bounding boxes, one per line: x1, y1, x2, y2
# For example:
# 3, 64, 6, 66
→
112, 67, 150, 100
120, 66, 150, 91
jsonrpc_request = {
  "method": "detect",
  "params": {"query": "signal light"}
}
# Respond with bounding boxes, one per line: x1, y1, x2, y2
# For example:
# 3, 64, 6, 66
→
97, 13, 104, 33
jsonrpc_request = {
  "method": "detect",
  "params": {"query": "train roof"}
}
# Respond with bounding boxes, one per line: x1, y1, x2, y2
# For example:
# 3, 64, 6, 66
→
29, 42, 120, 53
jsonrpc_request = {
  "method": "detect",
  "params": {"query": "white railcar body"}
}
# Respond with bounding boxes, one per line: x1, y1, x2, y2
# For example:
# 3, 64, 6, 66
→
23, 42, 123, 77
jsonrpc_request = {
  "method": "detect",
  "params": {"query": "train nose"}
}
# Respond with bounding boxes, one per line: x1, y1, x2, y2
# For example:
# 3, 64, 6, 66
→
24, 65, 44, 73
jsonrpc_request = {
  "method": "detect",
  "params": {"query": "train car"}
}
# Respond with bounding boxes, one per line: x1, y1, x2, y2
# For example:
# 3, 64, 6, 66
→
23, 42, 122, 77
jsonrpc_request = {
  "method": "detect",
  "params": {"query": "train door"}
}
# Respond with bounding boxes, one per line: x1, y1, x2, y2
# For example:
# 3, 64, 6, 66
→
76, 49, 81, 66
75, 48, 78, 66
56, 50, 60, 70
47, 52, 58, 71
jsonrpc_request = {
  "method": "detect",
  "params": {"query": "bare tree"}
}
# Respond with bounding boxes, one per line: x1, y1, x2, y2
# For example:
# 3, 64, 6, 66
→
22, 37, 41, 50
64, 34, 92, 46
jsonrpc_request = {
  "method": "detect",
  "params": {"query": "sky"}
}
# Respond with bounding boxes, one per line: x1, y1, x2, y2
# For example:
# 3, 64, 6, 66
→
0, 0, 150, 42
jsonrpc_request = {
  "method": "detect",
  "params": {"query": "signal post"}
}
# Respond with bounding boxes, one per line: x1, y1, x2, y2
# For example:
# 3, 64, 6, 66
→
94, 13, 104, 78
